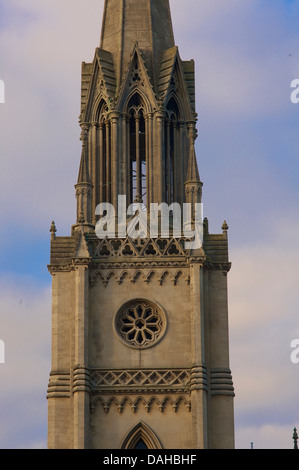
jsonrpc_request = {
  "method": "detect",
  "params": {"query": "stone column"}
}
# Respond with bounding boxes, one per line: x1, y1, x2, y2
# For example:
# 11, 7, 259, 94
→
99, 122, 104, 204
47, 269, 72, 449
73, 260, 90, 449
126, 115, 131, 202
166, 118, 171, 204
91, 122, 98, 225
110, 111, 120, 211
178, 121, 185, 206
208, 260, 235, 449
122, 113, 128, 199
146, 113, 153, 207
190, 261, 208, 449
135, 115, 141, 202
172, 120, 177, 203
154, 109, 165, 204
105, 120, 111, 202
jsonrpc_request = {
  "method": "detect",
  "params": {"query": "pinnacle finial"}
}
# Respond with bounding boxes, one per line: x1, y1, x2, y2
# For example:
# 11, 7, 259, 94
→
50, 221, 57, 241
77, 145, 90, 185
222, 220, 229, 232
293, 427, 298, 449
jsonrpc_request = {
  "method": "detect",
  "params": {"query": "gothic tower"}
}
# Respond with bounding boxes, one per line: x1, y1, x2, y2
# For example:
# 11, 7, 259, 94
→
47, 0, 235, 449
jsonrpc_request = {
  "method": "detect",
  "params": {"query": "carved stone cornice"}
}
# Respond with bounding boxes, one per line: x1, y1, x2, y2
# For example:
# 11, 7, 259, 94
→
187, 255, 206, 265
48, 257, 91, 276
204, 262, 232, 273
90, 393, 191, 415
47, 264, 74, 275
73, 257, 92, 267
89, 267, 190, 287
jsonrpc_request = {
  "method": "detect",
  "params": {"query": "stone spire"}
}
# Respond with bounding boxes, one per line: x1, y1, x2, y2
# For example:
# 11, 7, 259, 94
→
100, 0, 175, 91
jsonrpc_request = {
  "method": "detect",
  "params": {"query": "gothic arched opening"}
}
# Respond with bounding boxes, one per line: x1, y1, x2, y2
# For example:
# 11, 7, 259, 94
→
98, 100, 111, 202
121, 422, 162, 449
165, 97, 180, 204
128, 94, 147, 206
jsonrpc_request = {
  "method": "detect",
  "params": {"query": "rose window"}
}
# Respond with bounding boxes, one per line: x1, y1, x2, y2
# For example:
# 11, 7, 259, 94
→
114, 300, 166, 349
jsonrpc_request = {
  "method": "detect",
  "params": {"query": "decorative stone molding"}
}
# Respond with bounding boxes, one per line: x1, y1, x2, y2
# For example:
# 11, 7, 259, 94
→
210, 368, 235, 396
204, 262, 232, 275
75, 187, 92, 199
128, 58, 145, 89
47, 264, 74, 275
73, 257, 91, 268
89, 268, 190, 287
47, 371, 71, 399
90, 260, 190, 269
73, 366, 91, 394
80, 122, 90, 142
190, 366, 208, 392
90, 369, 191, 389
90, 394, 191, 414
87, 236, 191, 259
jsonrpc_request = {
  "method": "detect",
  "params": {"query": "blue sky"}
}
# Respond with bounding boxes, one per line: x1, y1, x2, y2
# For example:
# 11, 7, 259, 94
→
0, 0, 299, 449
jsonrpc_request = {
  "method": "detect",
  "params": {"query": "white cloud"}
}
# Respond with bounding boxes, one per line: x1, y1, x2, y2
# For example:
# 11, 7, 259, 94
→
0, 277, 51, 448
0, 0, 105, 233
0, 0, 298, 450
236, 424, 295, 450
0, 0, 298, 235
228, 216, 299, 448
172, 0, 298, 119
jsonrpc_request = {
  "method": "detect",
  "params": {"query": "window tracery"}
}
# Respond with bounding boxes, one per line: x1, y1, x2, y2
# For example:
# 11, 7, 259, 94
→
114, 299, 166, 349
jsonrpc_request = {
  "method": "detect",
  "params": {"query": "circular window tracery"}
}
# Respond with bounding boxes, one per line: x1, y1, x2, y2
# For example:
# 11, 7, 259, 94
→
114, 300, 166, 349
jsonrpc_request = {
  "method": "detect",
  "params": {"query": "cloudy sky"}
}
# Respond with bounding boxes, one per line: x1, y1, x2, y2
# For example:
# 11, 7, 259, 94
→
0, 0, 299, 449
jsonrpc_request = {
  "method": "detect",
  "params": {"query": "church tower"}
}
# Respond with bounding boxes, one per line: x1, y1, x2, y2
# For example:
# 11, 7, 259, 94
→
47, 0, 235, 449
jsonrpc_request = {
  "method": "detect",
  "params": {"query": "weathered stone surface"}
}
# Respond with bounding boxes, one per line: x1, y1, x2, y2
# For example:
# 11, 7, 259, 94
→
47, 0, 235, 450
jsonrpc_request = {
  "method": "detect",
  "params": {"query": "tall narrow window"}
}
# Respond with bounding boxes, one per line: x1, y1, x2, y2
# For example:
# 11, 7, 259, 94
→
165, 98, 179, 204
99, 101, 111, 202
128, 94, 147, 207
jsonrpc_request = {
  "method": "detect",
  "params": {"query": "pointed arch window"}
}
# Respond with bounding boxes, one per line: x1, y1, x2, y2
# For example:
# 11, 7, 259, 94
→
121, 422, 162, 449
128, 94, 147, 207
165, 97, 179, 205
134, 439, 148, 450
98, 100, 111, 202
